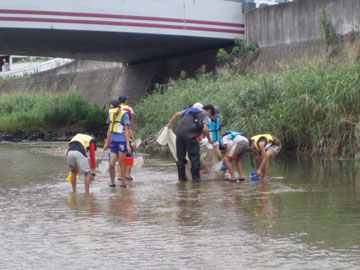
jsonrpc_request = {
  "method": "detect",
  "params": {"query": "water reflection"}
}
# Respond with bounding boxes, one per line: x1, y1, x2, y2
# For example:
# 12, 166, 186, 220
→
67, 193, 98, 218
252, 181, 278, 235
108, 189, 136, 223
1, 144, 360, 269
176, 182, 204, 226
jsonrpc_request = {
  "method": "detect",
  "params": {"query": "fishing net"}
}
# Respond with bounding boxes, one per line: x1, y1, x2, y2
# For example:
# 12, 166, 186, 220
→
153, 127, 224, 180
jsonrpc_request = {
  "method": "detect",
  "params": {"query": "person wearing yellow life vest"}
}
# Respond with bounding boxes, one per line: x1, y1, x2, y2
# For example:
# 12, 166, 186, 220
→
66, 133, 97, 193
250, 134, 281, 180
118, 96, 136, 182
104, 100, 131, 188
108, 100, 120, 115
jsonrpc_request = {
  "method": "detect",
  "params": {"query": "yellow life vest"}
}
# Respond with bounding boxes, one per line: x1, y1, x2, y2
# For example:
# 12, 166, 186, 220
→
109, 109, 127, 134
108, 108, 118, 115
251, 134, 273, 152
70, 134, 94, 150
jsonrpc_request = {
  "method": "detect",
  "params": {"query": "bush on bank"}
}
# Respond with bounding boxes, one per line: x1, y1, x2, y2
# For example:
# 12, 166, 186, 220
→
135, 63, 360, 157
0, 92, 107, 134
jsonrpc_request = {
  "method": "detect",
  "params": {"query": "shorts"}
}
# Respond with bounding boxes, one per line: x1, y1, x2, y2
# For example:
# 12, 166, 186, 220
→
67, 150, 90, 174
110, 141, 127, 154
268, 145, 281, 154
227, 140, 249, 159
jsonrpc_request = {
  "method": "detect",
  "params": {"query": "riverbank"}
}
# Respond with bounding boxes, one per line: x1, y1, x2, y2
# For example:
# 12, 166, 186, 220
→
0, 92, 107, 142
135, 62, 360, 157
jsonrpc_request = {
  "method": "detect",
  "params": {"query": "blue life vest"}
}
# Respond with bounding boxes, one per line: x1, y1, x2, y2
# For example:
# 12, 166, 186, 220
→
208, 118, 221, 141
219, 131, 244, 150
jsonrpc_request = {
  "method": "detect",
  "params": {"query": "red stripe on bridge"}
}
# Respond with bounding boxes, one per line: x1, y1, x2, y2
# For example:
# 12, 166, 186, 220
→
0, 9, 245, 29
0, 16, 245, 35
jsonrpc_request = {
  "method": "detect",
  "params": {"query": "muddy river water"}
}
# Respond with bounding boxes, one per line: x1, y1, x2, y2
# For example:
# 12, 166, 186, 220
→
1, 142, 360, 269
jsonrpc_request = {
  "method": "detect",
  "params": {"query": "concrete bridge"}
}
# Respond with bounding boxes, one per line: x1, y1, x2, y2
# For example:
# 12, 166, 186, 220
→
0, 0, 244, 64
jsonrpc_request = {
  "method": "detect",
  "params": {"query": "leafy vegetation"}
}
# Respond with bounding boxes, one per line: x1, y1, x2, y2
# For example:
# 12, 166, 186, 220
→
320, 8, 336, 52
135, 63, 360, 157
216, 39, 259, 64
0, 92, 107, 133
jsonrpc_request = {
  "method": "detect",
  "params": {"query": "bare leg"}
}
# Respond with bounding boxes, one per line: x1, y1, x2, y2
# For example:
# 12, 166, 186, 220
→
84, 172, 91, 193
109, 152, 118, 185
235, 159, 244, 179
118, 152, 127, 186
118, 162, 122, 180
215, 145, 222, 161
126, 166, 132, 179
263, 150, 276, 180
223, 156, 236, 180
71, 169, 78, 192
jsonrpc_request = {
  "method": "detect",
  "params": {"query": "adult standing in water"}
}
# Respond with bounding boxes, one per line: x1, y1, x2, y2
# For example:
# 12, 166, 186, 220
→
104, 102, 131, 188
166, 103, 213, 182
250, 134, 281, 180
66, 133, 97, 193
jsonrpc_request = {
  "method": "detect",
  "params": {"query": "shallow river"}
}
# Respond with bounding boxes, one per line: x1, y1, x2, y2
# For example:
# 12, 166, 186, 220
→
1, 143, 360, 270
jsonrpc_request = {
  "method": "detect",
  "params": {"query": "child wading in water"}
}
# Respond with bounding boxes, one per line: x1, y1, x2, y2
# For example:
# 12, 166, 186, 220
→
66, 133, 97, 193
104, 101, 131, 188
250, 134, 281, 180
220, 131, 250, 182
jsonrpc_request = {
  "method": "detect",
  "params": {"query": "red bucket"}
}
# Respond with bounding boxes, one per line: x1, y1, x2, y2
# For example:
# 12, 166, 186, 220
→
124, 157, 134, 167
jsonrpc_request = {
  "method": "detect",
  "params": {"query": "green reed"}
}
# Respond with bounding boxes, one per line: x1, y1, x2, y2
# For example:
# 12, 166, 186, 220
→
0, 92, 107, 133
135, 63, 360, 156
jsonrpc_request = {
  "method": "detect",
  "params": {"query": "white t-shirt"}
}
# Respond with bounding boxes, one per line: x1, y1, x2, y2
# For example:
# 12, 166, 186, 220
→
128, 106, 135, 116
222, 134, 248, 147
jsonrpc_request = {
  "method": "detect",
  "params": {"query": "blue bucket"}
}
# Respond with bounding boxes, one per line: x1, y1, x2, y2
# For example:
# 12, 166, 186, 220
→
251, 172, 259, 181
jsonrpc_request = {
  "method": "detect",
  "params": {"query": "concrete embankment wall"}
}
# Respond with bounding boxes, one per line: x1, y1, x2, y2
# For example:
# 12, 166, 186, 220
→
0, 50, 216, 107
237, 32, 360, 74
0, 49, 217, 106
246, 0, 360, 47
0, 60, 155, 106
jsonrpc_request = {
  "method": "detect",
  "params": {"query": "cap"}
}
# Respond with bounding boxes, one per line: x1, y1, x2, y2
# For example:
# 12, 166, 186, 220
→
213, 107, 221, 119
192, 102, 203, 110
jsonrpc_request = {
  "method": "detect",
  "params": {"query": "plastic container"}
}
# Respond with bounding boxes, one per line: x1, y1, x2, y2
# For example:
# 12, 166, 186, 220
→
220, 163, 227, 172
133, 156, 144, 169
67, 172, 79, 183
251, 172, 259, 181
124, 154, 134, 167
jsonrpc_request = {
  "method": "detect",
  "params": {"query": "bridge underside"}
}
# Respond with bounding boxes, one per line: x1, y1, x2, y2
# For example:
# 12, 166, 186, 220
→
0, 28, 233, 64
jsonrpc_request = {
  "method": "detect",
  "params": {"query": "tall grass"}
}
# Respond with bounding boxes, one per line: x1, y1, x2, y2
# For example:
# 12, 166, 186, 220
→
135, 63, 360, 156
0, 92, 107, 133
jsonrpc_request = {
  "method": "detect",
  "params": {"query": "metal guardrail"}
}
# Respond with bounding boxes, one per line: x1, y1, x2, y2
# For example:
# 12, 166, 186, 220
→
0, 58, 73, 78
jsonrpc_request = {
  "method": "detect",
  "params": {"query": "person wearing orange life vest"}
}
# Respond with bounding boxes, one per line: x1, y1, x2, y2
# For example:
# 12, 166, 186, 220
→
104, 100, 131, 188
66, 133, 97, 193
118, 96, 136, 182
250, 134, 281, 181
